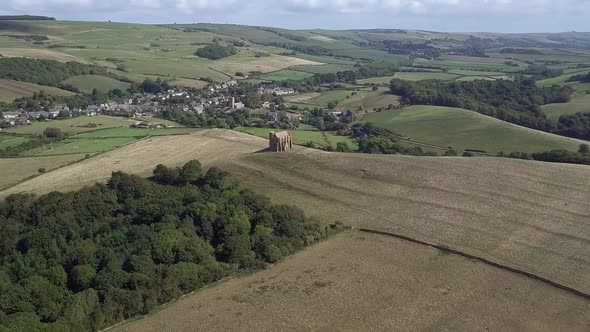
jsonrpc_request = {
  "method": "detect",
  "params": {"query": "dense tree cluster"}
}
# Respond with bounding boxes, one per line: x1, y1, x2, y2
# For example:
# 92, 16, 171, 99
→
567, 71, 590, 83
520, 65, 563, 80
0, 58, 106, 87
498, 145, 590, 166
0, 161, 336, 331
128, 79, 170, 94
500, 48, 544, 55
359, 40, 441, 59
304, 62, 397, 85
555, 112, 590, 140
194, 44, 238, 60
390, 78, 571, 132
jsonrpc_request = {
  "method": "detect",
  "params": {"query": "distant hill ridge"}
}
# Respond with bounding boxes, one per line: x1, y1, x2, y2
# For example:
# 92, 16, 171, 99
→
0, 15, 56, 21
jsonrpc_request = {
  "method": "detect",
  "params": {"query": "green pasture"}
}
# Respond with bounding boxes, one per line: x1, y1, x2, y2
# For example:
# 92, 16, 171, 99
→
62, 75, 131, 93
362, 106, 584, 153
4, 116, 137, 135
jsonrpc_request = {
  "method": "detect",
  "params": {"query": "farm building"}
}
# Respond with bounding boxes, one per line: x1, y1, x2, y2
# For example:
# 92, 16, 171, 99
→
269, 131, 293, 152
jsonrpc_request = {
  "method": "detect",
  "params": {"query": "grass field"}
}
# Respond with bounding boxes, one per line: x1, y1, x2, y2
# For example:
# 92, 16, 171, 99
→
4, 116, 139, 135
337, 89, 400, 110
305, 90, 354, 107
62, 75, 131, 93
0, 78, 75, 101
3, 129, 590, 331
256, 69, 314, 81
537, 69, 590, 87
290, 63, 356, 74
362, 106, 585, 153
239, 127, 357, 149
115, 232, 590, 332
0, 136, 32, 150
358, 72, 460, 84
22, 137, 138, 156
541, 94, 590, 121
73, 127, 198, 138
0, 154, 85, 190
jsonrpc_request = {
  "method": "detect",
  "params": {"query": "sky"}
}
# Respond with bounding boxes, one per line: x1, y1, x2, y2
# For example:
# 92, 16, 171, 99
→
1, 0, 589, 32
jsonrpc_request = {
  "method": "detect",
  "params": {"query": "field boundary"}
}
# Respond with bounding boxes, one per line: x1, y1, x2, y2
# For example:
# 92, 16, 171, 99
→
356, 227, 590, 302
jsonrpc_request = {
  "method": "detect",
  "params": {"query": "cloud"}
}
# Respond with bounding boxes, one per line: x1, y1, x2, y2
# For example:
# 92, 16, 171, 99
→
3, 0, 240, 11
283, 0, 590, 16
0, 0, 588, 31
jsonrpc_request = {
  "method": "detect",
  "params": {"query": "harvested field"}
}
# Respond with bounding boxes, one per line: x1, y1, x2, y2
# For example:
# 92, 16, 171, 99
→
0, 78, 75, 101
114, 232, 590, 332
170, 78, 209, 90
0, 130, 266, 197
0, 47, 89, 63
0, 154, 85, 190
3, 129, 590, 331
4, 130, 590, 294
285, 92, 322, 103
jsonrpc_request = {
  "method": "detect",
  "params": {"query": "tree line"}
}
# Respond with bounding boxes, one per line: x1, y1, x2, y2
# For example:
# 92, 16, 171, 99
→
0, 58, 107, 87
0, 161, 339, 331
388, 78, 590, 139
194, 44, 238, 60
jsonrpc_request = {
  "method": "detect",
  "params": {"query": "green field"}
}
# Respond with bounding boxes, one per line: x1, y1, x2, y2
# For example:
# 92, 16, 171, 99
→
290, 63, 356, 74
62, 75, 131, 93
23, 137, 138, 156
358, 72, 461, 84
239, 127, 357, 149
0, 136, 32, 150
4, 116, 139, 135
541, 94, 590, 121
73, 127, 198, 138
305, 90, 355, 107
537, 69, 590, 87
257, 70, 314, 81
362, 106, 585, 153
337, 89, 400, 110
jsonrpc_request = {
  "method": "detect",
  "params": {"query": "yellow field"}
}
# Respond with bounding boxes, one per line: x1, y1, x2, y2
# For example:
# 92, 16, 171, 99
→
115, 232, 590, 332
2, 129, 590, 330
210, 54, 322, 76
0, 154, 85, 190
0, 47, 89, 63
170, 78, 209, 90
0, 78, 75, 101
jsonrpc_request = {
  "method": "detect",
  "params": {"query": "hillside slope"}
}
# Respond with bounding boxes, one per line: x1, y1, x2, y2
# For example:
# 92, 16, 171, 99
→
115, 232, 590, 332
3, 129, 589, 297
363, 106, 587, 153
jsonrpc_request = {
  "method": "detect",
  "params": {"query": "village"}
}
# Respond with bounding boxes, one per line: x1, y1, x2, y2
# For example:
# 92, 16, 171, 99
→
0, 80, 312, 130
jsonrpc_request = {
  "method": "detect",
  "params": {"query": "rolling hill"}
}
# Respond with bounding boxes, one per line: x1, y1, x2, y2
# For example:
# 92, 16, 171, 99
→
362, 106, 587, 153
1, 129, 589, 330
0, 78, 74, 101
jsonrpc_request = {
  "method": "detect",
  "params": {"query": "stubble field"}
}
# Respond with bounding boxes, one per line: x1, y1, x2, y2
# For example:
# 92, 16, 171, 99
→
114, 232, 590, 332
2, 129, 590, 330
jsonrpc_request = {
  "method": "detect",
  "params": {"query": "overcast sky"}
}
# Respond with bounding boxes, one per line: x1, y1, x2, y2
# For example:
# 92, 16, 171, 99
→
1, 0, 589, 32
